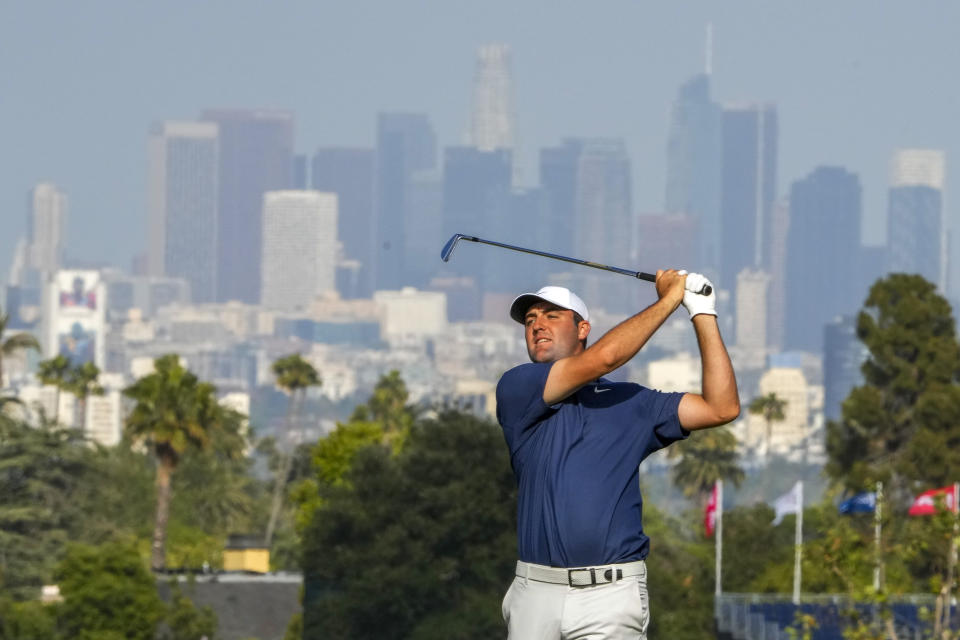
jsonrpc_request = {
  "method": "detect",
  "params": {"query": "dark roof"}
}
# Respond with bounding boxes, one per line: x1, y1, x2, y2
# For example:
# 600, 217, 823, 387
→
158, 574, 301, 640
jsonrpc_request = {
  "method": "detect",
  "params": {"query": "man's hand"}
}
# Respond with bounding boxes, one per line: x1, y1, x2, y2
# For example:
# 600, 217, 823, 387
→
655, 269, 686, 309
682, 273, 717, 318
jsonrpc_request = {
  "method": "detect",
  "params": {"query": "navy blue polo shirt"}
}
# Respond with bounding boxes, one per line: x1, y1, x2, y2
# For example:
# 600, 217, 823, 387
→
496, 361, 687, 568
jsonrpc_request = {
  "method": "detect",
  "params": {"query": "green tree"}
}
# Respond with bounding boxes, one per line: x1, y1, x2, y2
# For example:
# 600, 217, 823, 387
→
0, 310, 39, 388
65, 361, 104, 433
37, 355, 72, 425
826, 274, 960, 500
666, 426, 744, 506
365, 369, 416, 438
641, 503, 715, 638
0, 415, 88, 600
0, 598, 57, 640
157, 579, 218, 640
292, 371, 418, 538
265, 353, 320, 547
301, 410, 516, 639
124, 354, 240, 570
56, 541, 165, 640
748, 392, 787, 459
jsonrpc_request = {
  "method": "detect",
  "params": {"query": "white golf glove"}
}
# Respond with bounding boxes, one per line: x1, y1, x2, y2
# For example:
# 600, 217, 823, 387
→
681, 272, 717, 319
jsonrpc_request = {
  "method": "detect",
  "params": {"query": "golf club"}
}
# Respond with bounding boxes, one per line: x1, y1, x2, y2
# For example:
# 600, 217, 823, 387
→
440, 233, 712, 295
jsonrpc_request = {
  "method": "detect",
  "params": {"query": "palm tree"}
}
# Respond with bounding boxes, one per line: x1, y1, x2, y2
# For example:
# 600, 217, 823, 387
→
124, 354, 235, 571
66, 361, 104, 433
37, 355, 72, 425
367, 369, 414, 439
748, 392, 787, 459
0, 310, 40, 388
265, 354, 320, 547
667, 427, 745, 507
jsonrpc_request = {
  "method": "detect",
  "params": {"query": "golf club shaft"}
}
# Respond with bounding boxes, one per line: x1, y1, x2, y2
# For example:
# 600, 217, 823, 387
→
443, 234, 711, 295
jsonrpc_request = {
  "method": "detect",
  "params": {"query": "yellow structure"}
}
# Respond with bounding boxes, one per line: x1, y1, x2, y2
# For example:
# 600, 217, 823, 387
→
223, 536, 270, 574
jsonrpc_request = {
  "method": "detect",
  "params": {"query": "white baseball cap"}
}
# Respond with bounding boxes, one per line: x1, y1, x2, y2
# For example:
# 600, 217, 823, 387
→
509, 286, 590, 324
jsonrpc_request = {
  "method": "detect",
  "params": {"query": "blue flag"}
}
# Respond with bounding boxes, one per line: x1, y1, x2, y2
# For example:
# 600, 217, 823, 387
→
838, 492, 876, 514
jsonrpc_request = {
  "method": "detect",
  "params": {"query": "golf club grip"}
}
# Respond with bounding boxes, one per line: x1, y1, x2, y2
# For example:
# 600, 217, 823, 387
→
637, 272, 713, 296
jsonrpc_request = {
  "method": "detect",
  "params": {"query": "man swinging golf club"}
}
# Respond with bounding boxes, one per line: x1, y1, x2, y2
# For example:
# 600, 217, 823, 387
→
496, 269, 740, 639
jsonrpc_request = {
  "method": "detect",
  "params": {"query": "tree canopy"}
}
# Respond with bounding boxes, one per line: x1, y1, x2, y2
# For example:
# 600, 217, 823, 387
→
826, 274, 960, 501
301, 410, 517, 639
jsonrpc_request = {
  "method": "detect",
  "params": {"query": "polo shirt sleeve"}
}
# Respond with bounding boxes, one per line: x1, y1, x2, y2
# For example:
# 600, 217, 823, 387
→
496, 362, 553, 453
643, 390, 688, 456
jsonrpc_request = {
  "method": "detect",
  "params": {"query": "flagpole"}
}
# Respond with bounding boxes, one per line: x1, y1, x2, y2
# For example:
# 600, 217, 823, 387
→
873, 480, 883, 592
715, 479, 723, 597
943, 482, 959, 633
792, 481, 803, 605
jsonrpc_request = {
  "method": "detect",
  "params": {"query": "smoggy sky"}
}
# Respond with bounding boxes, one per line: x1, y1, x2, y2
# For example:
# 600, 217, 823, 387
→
2, 1, 959, 282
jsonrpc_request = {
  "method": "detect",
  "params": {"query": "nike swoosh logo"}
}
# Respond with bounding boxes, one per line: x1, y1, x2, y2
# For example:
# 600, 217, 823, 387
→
594, 387, 611, 393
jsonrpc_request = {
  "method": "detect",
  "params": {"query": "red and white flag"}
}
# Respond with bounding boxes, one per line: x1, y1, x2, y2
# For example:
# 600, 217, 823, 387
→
908, 485, 959, 516
705, 482, 719, 537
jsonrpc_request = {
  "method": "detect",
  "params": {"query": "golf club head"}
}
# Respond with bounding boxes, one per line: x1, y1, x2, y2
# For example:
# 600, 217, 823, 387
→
440, 234, 465, 262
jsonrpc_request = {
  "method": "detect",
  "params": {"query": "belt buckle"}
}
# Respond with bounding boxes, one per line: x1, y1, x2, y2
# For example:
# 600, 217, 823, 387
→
567, 567, 623, 587
567, 567, 597, 587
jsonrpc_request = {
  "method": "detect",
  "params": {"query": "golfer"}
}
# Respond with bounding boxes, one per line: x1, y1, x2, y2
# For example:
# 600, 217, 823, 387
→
496, 270, 739, 639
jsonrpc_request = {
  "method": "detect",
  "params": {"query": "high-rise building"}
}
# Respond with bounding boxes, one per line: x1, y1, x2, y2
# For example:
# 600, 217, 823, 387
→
744, 367, 812, 460
665, 73, 722, 276
539, 138, 632, 312
442, 146, 512, 295
634, 213, 697, 276
147, 121, 219, 302
539, 140, 581, 258
201, 109, 294, 304
43, 270, 107, 368
719, 103, 778, 296
403, 172, 444, 289
375, 112, 436, 291
260, 191, 337, 311
27, 183, 67, 276
736, 268, 770, 355
785, 166, 862, 352
886, 149, 945, 290
293, 154, 309, 189
823, 315, 868, 423
469, 43, 515, 154
312, 148, 376, 296
766, 200, 789, 351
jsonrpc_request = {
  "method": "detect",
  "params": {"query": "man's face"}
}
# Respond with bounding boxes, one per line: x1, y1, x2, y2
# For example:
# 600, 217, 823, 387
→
523, 302, 589, 363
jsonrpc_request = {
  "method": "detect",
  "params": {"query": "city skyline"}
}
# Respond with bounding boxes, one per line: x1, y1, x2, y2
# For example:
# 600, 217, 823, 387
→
3, 2, 959, 288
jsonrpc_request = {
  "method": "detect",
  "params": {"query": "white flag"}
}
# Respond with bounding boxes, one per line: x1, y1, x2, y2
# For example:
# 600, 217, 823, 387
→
772, 481, 802, 526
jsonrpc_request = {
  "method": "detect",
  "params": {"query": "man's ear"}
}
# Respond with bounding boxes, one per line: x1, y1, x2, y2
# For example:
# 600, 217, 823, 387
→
578, 321, 591, 340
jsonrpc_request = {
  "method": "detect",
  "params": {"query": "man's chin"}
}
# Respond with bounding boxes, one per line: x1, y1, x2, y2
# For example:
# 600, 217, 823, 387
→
528, 349, 555, 363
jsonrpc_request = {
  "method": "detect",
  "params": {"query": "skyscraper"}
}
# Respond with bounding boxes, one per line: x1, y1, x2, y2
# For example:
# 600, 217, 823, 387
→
261, 191, 337, 311
823, 315, 868, 422
469, 43, 514, 153
665, 73, 721, 276
312, 148, 376, 296
201, 109, 294, 304
539, 140, 581, 258
785, 166, 862, 351
375, 112, 436, 291
27, 183, 67, 277
735, 268, 770, 357
886, 149, 945, 290
539, 138, 633, 312
147, 121, 219, 303
442, 146, 512, 293
719, 103, 778, 295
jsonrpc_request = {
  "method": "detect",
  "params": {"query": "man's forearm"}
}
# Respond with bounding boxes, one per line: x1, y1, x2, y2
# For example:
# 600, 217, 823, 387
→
692, 315, 739, 419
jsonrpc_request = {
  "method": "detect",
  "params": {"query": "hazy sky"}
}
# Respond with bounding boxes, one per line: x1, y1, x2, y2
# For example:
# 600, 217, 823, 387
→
3, 1, 959, 284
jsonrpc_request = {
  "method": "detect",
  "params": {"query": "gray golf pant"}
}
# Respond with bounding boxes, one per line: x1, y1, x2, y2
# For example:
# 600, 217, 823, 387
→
502, 561, 650, 639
